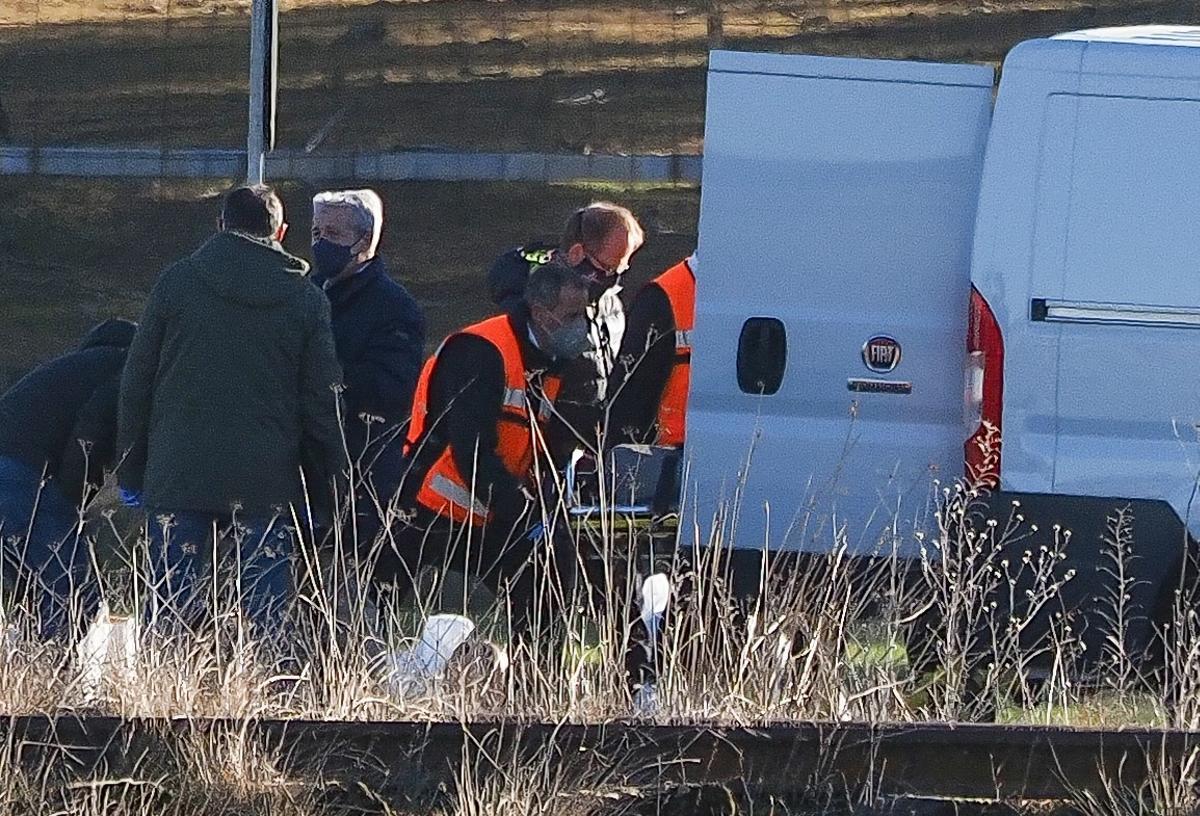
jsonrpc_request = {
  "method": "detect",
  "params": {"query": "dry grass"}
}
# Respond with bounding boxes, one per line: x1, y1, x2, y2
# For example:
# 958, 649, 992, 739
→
0, 717, 699, 815
0, 430, 1186, 728
4, 0, 1197, 153
0, 0, 1124, 35
0, 433, 1197, 813
0, 0, 1096, 28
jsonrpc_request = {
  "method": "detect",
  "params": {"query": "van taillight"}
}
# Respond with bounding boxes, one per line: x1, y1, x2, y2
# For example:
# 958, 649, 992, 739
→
964, 287, 1003, 487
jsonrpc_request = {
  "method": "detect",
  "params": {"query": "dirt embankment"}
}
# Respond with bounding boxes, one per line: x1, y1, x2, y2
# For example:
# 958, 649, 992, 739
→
0, 177, 699, 383
1, 0, 1196, 153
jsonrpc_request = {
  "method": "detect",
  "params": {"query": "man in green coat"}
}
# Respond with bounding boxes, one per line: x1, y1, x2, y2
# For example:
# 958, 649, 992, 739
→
118, 185, 345, 633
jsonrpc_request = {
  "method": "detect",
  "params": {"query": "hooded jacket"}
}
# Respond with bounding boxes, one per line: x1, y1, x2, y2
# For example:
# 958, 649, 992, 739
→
117, 231, 345, 515
0, 319, 136, 504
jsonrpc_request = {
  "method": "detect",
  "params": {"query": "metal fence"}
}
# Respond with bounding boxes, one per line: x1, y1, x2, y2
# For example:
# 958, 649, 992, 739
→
1, 0, 726, 158
4, 0, 1193, 164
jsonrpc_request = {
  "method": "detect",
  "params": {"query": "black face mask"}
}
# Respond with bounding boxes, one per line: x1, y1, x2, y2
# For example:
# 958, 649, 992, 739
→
574, 258, 619, 299
312, 238, 356, 280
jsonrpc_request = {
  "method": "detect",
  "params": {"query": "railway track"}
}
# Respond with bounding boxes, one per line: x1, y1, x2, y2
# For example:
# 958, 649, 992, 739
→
3, 715, 1197, 806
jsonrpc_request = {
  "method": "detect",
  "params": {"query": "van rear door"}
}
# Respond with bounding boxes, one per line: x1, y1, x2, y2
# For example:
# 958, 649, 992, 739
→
688, 52, 993, 556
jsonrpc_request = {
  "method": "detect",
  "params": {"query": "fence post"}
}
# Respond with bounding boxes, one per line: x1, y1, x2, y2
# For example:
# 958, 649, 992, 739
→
246, 0, 278, 184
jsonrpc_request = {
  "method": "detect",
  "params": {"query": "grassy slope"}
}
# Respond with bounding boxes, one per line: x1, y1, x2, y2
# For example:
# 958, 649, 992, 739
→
2, 0, 1198, 377
0, 177, 699, 384
1, 0, 1198, 152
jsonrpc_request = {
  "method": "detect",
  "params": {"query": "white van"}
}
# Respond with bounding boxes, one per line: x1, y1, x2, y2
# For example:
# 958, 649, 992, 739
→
687, 27, 1200, 646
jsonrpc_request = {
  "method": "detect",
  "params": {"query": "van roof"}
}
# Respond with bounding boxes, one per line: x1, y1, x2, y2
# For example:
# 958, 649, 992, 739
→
1007, 26, 1200, 79
708, 51, 994, 87
1053, 26, 1200, 48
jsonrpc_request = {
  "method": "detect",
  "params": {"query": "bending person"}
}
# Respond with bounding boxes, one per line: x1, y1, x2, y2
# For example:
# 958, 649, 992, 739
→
0, 319, 136, 637
382, 262, 590, 642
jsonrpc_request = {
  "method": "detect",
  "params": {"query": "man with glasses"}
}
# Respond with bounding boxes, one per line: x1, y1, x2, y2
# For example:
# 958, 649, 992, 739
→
486, 202, 644, 453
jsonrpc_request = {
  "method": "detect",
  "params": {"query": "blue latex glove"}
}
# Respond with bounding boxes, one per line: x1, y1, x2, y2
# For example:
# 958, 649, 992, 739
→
526, 522, 546, 543
118, 487, 143, 508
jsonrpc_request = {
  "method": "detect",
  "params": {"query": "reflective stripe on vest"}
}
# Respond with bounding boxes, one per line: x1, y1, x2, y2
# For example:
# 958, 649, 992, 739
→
653, 258, 696, 448
428, 473, 490, 520
405, 315, 561, 526
502, 386, 527, 411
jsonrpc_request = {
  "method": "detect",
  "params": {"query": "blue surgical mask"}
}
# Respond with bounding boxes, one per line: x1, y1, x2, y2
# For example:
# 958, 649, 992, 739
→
311, 238, 355, 280
545, 316, 592, 360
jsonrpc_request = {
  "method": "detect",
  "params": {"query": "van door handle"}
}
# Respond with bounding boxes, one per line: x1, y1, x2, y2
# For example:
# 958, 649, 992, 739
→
737, 317, 786, 395
1032, 298, 1200, 328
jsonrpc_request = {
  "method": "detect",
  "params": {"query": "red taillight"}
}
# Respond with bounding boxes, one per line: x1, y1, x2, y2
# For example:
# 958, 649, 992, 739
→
964, 287, 1003, 487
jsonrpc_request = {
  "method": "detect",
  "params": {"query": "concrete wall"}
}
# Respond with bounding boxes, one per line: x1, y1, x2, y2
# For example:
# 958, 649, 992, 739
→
0, 146, 702, 184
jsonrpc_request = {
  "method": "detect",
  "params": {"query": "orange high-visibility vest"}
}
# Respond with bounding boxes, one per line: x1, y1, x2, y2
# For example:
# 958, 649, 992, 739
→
652, 257, 696, 447
405, 315, 561, 526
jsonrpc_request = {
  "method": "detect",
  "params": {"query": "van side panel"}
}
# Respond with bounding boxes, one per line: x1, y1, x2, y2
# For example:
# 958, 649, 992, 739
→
690, 54, 992, 555
976, 38, 1200, 537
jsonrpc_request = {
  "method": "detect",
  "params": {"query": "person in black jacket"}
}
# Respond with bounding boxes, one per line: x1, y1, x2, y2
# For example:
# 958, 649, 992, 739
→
311, 190, 426, 557
0, 318, 136, 637
607, 285, 675, 445
486, 202, 644, 456
311, 190, 425, 465
608, 253, 695, 447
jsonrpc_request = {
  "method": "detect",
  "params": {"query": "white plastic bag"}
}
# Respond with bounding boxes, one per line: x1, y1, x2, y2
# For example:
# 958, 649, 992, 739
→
384, 613, 475, 700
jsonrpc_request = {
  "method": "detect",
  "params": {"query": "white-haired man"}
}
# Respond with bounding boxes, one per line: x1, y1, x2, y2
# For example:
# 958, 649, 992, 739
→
311, 189, 425, 470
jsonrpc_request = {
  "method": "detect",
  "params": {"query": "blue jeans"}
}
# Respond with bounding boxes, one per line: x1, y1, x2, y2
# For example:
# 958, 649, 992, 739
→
145, 509, 296, 635
0, 455, 96, 638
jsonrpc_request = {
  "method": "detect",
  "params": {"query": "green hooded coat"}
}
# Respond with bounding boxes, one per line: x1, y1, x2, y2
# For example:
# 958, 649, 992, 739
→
118, 231, 345, 515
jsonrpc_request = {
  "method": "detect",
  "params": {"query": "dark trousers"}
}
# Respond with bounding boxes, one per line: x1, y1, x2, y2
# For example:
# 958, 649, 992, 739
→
373, 507, 567, 645
143, 509, 296, 635
0, 455, 97, 639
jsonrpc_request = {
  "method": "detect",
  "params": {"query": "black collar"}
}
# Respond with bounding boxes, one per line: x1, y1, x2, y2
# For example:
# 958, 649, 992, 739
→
321, 255, 386, 304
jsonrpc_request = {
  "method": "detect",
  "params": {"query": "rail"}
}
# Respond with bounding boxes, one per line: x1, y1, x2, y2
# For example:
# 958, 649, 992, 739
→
0, 146, 702, 184
3, 715, 1196, 804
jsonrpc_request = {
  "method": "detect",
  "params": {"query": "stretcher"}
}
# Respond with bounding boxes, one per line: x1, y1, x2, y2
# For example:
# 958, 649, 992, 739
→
563, 444, 681, 528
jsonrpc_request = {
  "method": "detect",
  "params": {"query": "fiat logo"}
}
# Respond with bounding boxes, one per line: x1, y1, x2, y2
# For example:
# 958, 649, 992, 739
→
862, 336, 902, 373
